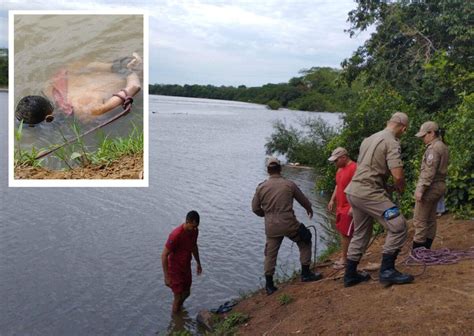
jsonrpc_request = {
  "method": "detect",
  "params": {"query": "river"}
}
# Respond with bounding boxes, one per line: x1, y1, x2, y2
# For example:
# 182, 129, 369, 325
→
0, 93, 340, 335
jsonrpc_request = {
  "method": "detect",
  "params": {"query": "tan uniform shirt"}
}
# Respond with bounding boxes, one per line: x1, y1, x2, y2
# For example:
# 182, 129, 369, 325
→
415, 138, 449, 194
345, 129, 403, 202
252, 175, 312, 237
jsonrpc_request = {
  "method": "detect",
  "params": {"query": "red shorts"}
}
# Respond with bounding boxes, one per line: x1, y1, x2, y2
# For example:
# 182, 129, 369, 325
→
336, 210, 354, 237
169, 271, 192, 294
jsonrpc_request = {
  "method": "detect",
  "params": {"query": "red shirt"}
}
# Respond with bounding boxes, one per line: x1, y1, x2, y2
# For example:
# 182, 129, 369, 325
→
336, 161, 357, 212
165, 224, 198, 274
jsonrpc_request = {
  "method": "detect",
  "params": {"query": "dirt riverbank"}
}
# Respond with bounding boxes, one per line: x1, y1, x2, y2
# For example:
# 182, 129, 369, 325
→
233, 214, 473, 335
14, 153, 143, 179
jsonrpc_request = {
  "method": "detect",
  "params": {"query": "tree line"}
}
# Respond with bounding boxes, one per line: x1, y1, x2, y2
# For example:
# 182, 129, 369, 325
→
150, 67, 359, 113
0, 48, 7, 87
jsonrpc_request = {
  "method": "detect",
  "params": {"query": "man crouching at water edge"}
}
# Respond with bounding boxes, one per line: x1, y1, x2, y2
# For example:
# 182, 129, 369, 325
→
252, 157, 322, 296
161, 211, 202, 314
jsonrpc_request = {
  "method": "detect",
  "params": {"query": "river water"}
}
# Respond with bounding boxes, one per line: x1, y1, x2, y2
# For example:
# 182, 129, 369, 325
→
13, 14, 144, 169
1, 93, 340, 335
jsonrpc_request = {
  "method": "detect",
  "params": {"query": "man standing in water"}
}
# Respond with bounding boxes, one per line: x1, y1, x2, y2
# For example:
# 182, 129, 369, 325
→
252, 157, 322, 295
344, 112, 414, 287
327, 147, 357, 269
162, 211, 202, 313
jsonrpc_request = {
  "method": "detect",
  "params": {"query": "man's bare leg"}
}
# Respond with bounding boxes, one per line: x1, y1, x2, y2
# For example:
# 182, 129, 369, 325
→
341, 235, 351, 264
172, 290, 190, 314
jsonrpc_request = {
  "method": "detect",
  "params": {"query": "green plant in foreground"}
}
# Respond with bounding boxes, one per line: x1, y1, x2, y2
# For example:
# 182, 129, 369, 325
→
209, 312, 249, 336
278, 293, 294, 306
91, 126, 143, 165
169, 331, 192, 336
14, 121, 43, 168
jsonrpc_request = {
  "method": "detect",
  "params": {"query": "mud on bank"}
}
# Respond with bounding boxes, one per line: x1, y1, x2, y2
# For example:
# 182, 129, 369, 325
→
14, 153, 143, 179
233, 215, 474, 335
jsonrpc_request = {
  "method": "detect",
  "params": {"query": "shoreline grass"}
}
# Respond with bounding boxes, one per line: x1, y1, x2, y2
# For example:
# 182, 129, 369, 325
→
14, 121, 143, 170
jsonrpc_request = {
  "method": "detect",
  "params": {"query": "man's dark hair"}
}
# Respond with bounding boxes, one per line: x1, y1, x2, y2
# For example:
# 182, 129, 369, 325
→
15, 95, 54, 125
186, 210, 200, 225
267, 164, 281, 175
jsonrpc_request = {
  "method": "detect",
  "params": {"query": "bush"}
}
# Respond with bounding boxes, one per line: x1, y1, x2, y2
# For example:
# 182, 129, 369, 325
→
266, 99, 281, 110
444, 93, 474, 218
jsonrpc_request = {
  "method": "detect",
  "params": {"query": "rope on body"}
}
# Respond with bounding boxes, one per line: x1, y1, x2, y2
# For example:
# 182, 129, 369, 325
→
35, 89, 134, 160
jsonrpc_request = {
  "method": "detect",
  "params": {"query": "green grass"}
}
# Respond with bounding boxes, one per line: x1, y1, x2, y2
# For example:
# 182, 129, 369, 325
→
89, 125, 143, 165
208, 312, 249, 336
14, 120, 143, 170
317, 243, 340, 263
277, 293, 294, 305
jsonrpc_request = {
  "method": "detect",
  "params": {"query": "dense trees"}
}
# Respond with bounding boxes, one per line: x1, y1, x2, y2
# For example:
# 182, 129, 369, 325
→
267, 0, 473, 217
0, 48, 7, 87
150, 67, 358, 113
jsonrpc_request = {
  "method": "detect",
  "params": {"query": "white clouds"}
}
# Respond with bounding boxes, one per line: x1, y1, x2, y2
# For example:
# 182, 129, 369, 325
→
2, 0, 373, 86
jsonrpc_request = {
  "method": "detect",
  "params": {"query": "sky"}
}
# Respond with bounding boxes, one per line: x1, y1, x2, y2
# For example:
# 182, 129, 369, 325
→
0, 0, 373, 86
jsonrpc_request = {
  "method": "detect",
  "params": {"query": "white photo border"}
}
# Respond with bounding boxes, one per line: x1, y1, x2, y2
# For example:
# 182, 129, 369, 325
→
8, 10, 149, 187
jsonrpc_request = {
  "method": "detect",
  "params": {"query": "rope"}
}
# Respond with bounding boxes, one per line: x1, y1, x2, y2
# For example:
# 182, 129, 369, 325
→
306, 225, 318, 265
35, 92, 133, 160
406, 246, 474, 266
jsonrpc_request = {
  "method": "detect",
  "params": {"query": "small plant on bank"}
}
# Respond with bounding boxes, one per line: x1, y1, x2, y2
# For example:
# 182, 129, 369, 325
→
209, 312, 249, 336
14, 121, 43, 168
169, 331, 192, 336
277, 293, 294, 305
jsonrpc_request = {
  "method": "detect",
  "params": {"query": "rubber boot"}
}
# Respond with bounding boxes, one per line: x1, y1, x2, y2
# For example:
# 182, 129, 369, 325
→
343, 259, 370, 287
379, 253, 414, 285
425, 238, 433, 249
301, 264, 322, 282
412, 241, 425, 250
265, 275, 278, 295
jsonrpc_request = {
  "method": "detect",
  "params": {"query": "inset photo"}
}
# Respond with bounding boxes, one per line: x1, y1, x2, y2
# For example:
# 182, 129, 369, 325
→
9, 11, 148, 187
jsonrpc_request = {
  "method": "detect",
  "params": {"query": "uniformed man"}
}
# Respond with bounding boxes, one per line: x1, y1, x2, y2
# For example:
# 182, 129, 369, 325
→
343, 112, 414, 287
252, 157, 322, 295
412, 121, 449, 250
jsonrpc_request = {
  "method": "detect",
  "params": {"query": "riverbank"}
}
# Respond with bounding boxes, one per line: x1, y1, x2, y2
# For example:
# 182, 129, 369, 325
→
14, 153, 143, 179
231, 214, 473, 335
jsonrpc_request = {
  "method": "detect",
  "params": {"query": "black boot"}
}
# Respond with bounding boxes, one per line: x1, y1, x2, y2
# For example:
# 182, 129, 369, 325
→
379, 253, 414, 285
301, 264, 322, 282
343, 259, 370, 287
425, 238, 433, 249
412, 241, 425, 250
265, 275, 278, 295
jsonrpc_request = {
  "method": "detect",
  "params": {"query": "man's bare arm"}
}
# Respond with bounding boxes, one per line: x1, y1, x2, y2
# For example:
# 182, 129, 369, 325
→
90, 72, 141, 115
192, 245, 202, 275
161, 247, 171, 287
390, 167, 405, 194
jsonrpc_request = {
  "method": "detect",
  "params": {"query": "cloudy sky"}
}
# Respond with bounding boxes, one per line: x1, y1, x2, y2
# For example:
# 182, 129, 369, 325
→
1, 0, 372, 86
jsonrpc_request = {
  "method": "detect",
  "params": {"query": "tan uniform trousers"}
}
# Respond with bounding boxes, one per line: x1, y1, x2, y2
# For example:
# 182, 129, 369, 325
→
413, 182, 446, 243
264, 228, 311, 276
347, 194, 407, 262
